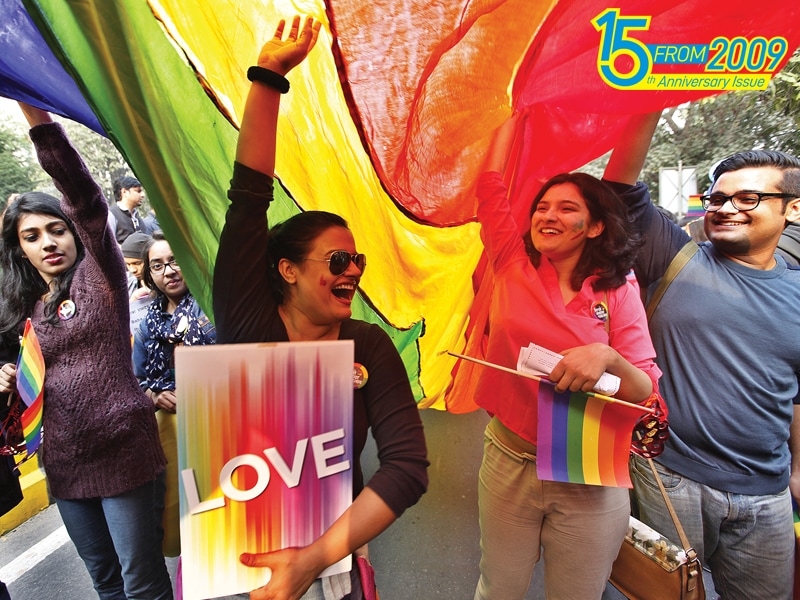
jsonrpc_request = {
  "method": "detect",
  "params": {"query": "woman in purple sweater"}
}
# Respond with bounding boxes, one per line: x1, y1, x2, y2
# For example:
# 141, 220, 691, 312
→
0, 104, 172, 600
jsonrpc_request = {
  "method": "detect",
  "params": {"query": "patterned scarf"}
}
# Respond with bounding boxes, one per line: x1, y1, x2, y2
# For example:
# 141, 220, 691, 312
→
143, 292, 213, 392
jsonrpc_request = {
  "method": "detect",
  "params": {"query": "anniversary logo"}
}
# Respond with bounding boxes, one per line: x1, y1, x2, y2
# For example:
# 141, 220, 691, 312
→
592, 8, 789, 91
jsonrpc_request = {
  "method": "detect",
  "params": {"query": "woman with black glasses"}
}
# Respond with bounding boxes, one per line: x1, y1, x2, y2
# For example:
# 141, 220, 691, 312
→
133, 231, 216, 560
212, 16, 428, 600
135, 231, 216, 417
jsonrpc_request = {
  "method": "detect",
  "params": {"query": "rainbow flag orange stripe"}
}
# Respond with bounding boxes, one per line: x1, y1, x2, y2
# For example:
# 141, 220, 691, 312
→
536, 381, 641, 488
16, 319, 45, 456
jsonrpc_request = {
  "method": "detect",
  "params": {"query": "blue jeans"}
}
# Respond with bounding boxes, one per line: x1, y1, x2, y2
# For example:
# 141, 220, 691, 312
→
630, 454, 794, 600
474, 423, 630, 600
56, 476, 173, 600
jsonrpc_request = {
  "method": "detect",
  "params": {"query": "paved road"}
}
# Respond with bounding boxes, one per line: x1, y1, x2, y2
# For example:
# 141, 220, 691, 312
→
1, 408, 715, 599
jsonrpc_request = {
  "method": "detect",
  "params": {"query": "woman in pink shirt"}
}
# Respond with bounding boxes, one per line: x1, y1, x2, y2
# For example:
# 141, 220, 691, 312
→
472, 115, 663, 600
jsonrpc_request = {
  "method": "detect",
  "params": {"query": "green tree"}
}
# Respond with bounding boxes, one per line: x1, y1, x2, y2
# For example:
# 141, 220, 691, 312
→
0, 121, 40, 208
646, 90, 800, 196
771, 49, 800, 117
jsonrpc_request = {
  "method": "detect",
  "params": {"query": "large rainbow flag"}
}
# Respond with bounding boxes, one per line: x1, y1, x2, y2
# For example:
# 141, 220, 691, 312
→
16, 318, 45, 457
536, 381, 642, 488
2, 0, 799, 411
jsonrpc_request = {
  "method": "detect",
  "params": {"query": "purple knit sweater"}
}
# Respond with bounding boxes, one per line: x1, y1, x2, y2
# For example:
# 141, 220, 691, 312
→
28, 122, 165, 499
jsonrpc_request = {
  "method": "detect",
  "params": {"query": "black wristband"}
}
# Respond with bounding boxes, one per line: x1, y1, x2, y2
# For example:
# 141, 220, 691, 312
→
246, 66, 290, 94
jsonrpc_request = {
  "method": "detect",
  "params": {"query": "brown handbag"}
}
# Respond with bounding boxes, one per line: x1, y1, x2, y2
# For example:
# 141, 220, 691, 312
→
609, 457, 705, 600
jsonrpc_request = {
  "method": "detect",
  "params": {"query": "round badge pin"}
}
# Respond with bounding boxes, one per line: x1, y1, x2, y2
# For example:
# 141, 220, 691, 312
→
57, 299, 77, 321
353, 363, 369, 389
591, 300, 609, 323
176, 315, 189, 336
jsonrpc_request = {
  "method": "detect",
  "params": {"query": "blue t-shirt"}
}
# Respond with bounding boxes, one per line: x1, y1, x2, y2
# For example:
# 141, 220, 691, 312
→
616, 180, 800, 495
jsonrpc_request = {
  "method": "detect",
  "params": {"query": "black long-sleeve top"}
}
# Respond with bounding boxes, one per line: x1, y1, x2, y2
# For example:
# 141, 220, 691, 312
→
213, 163, 428, 516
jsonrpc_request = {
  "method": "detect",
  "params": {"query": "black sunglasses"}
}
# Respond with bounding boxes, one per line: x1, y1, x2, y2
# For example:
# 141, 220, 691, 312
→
305, 251, 367, 275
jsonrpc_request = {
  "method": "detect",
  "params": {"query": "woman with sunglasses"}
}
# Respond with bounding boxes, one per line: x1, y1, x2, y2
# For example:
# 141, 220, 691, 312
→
470, 114, 664, 600
0, 104, 172, 599
212, 16, 428, 600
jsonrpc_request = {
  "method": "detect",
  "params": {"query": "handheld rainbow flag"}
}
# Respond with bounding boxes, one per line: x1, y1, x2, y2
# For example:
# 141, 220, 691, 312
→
536, 380, 642, 488
16, 318, 45, 457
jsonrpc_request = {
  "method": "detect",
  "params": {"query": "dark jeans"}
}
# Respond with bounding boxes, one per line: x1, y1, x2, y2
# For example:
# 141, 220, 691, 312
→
55, 475, 173, 600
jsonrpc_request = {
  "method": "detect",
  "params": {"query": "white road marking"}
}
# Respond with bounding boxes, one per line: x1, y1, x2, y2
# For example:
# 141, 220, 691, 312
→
0, 525, 70, 584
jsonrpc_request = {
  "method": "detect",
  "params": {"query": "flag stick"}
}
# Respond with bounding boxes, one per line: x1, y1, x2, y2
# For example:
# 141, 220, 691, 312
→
446, 350, 655, 414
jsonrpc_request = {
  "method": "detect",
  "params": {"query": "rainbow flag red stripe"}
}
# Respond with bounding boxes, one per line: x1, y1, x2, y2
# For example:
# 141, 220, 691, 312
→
16, 319, 45, 456
536, 381, 641, 488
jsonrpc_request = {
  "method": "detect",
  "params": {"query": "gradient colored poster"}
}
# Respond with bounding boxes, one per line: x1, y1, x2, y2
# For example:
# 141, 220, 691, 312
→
175, 341, 354, 600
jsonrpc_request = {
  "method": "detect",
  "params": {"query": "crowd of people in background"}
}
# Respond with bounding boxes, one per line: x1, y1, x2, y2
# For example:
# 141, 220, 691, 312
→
1, 13, 800, 600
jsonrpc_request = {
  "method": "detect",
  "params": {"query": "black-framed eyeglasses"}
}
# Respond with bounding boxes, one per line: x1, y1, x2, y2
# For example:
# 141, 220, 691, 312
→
701, 191, 797, 212
305, 251, 366, 275
149, 259, 181, 274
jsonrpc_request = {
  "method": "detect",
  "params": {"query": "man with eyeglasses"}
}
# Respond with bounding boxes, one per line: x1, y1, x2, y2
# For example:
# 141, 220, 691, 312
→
604, 112, 800, 600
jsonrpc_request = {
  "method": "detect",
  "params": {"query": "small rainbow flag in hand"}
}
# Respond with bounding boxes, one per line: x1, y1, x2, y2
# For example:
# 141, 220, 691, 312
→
16, 318, 45, 457
536, 380, 642, 488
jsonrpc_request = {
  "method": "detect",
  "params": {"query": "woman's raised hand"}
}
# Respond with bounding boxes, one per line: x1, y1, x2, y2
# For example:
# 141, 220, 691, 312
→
18, 102, 53, 128
256, 16, 322, 76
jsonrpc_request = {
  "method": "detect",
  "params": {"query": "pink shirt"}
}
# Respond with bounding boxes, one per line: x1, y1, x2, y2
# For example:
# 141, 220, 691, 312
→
475, 171, 661, 444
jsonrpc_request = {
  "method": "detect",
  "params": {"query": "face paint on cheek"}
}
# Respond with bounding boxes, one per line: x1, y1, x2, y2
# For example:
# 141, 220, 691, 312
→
319, 275, 328, 286
569, 219, 586, 240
